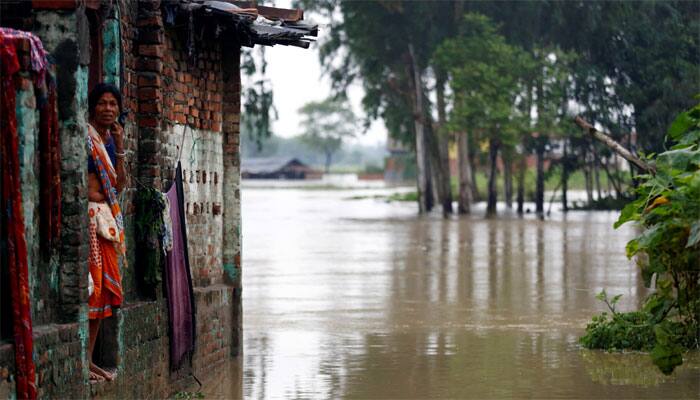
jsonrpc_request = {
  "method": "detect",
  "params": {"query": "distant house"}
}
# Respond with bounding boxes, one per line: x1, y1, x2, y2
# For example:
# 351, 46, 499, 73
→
242, 157, 322, 179
384, 138, 416, 183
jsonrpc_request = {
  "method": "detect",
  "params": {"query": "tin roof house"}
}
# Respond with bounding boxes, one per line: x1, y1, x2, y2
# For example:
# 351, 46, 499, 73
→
242, 157, 322, 179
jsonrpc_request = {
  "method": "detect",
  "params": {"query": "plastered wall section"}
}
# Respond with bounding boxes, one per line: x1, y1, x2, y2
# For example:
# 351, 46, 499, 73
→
168, 126, 225, 285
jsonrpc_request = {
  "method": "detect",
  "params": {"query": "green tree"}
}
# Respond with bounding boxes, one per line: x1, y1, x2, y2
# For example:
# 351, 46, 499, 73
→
299, 0, 458, 215
241, 47, 278, 150
298, 98, 358, 172
468, 1, 699, 207
435, 14, 531, 216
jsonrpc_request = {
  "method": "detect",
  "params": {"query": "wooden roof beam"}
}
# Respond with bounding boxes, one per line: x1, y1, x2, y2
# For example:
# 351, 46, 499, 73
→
255, 5, 303, 22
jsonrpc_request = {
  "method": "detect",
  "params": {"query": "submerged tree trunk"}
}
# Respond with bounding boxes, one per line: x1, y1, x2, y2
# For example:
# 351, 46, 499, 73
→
457, 131, 473, 214
535, 139, 545, 218
518, 81, 533, 216
434, 70, 453, 216
604, 156, 613, 195
516, 152, 526, 215
408, 43, 431, 213
468, 133, 480, 202
584, 150, 594, 205
606, 156, 623, 199
430, 153, 440, 209
561, 139, 569, 212
503, 153, 513, 209
593, 148, 602, 200
425, 110, 447, 215
324, 152, 332, 173
535, 74, 545, 219
427, 127, 449, 215
487, 137, 500, 216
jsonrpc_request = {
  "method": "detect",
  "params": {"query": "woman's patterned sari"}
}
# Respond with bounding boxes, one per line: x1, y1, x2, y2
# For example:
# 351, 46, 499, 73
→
87, 124, 124, 319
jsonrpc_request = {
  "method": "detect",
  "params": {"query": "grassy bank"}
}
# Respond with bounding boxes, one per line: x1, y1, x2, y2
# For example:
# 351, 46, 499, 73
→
454, 168, 625, 202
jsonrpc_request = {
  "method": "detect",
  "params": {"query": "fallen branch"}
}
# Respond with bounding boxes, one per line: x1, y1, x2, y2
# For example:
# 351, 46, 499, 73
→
574, 115, 656, 174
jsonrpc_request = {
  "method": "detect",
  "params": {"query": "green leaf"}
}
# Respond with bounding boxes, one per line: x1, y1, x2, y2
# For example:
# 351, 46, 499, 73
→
650, 343, 682, 375
651, 324, 684, 375
595, 290, 607, 302
636, 224, 665, 250
615, 202, 641, 228
667, 111, 693, 140
611, 294, 623, 305
640, 259, 665, 288
625, 239, 640, 258
657, 148, 697, 171
686, 221, 700, 248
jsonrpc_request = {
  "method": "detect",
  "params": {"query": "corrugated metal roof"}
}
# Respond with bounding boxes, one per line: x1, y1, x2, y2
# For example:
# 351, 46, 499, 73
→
241, 157, 311, 174
164, 0, 317, 49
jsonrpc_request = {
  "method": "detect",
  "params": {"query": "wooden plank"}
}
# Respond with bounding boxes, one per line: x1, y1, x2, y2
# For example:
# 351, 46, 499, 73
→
256, 5, 303, 22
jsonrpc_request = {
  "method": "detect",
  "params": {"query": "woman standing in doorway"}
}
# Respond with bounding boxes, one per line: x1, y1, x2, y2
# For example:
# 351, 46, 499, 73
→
86, 83, 127, 382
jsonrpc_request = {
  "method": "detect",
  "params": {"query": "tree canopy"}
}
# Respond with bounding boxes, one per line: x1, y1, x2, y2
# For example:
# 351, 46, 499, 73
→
298, 97, 359, 172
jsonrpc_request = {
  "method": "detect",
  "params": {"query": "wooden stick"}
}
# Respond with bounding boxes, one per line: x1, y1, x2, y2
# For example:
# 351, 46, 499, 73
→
574, 115, 655, 174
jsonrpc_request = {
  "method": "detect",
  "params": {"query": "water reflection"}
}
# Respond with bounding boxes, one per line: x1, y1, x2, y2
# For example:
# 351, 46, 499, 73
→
198, 188, 699, 399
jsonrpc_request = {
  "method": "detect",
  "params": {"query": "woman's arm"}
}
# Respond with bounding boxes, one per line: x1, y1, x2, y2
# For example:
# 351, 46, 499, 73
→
88, 173, 105, 202
111, 123, 128, 193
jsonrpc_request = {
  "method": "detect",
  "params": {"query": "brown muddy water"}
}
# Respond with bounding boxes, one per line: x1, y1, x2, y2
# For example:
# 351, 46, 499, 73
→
197, 185, 700, 399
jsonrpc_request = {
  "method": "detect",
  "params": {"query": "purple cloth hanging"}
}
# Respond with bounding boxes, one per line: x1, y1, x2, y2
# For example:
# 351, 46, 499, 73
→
165, 162, 196, 370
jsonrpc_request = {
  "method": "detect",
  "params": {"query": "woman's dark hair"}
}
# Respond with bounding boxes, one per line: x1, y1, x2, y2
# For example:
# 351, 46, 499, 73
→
88, 83, 122, 118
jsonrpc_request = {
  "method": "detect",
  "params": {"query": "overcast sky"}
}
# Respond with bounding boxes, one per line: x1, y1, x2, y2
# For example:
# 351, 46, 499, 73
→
257, 3, 388, 147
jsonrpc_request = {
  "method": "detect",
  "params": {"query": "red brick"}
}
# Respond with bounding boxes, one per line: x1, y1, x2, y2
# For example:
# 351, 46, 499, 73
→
139, 30, 164, 44
136, 58, 163, 73
138, 74, 162, 87
190, 107, 199, 118
223, 113, 240, 123
139, 102, 162, 114
136, 16, 162, 27
139, 0, 161, 11
138, 117, 159, 128
138, 87, 162, 101
139, 45, 163, 58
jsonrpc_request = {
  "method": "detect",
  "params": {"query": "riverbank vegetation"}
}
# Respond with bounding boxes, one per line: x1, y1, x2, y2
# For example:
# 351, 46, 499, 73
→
581, 104, 700, 375
299, 0, 698, 217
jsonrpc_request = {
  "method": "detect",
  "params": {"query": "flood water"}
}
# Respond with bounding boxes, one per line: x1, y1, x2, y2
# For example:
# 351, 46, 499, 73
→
199, 183, 700, 399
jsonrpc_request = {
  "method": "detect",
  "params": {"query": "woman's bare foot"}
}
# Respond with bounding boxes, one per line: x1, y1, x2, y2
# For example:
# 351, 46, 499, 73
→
90, 362, 115, 382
